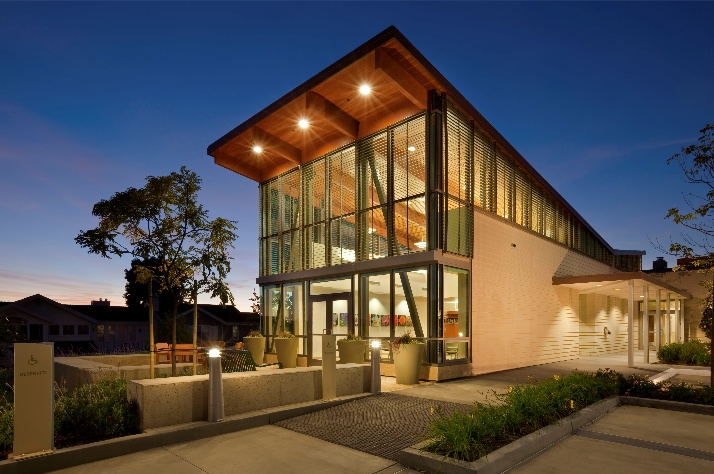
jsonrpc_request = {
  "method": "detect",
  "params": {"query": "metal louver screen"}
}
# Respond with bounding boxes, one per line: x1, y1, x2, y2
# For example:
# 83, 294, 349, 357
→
303, 159, 327, 226
445, 105, 472, 203
330, 214, 356, 265
282, 169, 300, 231
514, 168, 529, 227
361, 132, 389, 209
393, 116, 426, 201
474, 130, 493, 212
495, 149, 513, 220
330, 147, 356, 217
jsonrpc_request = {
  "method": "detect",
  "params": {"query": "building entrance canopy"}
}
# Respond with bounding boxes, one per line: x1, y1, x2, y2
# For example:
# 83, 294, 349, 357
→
553, 272, 691, 367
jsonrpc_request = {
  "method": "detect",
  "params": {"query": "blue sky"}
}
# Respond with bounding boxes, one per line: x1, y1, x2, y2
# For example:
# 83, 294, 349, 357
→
1, 2, 713, 309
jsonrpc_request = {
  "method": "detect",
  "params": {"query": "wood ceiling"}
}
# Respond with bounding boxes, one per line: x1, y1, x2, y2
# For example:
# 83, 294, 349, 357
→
208, 29, 444, 183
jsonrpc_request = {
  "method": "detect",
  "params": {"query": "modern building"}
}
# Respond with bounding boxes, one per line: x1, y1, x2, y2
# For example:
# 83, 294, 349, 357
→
207, 26, 693, 380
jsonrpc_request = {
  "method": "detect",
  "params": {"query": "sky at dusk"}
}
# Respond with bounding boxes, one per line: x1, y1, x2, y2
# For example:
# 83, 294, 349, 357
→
1, 2, 713, 310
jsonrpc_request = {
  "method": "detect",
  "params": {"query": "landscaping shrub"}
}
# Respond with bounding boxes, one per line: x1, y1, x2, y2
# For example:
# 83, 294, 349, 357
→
54, 379, 140, 446
657, 341, 710, 366
656, 342, 682, 364
0, 395, 13, 454
424, 370, 619, 462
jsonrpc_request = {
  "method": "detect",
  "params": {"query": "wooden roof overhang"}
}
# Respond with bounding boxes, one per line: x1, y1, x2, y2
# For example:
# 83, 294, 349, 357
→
207, 25, 641, 258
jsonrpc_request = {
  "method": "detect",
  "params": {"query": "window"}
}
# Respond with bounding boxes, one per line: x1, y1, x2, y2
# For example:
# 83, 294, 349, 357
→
77, 325, 89, 335
49, 325, 59, 336
62, 325, 75, 336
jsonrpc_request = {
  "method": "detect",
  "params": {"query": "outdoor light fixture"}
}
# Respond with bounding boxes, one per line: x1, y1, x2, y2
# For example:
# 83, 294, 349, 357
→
208, 348, 221, 358
252, 145, 263, 153
359, 84, 371, 95
298, 119, 309, 129
407, 146, 416, 152
370, 339, 381, 394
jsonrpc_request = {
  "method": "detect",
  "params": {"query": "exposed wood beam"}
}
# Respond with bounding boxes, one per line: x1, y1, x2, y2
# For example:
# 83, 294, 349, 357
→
213, 150, 262, 182
251, 127, 302, 165
374, 48, 428, 110
306, 91, 359, 140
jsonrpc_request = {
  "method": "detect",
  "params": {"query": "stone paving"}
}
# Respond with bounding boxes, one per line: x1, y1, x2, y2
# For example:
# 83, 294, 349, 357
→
275, 392, 470, 462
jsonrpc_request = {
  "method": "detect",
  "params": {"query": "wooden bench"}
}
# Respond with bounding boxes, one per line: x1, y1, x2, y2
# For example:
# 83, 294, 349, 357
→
155, 343, 171, 364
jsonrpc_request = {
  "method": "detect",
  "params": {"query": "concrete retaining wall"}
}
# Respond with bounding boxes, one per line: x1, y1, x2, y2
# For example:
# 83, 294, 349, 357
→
55, 355, 190, 390
128, 364, 371, 430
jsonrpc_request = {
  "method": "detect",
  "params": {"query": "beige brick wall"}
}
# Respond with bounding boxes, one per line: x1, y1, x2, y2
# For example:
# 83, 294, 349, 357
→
471, 212, 612, 374
578, 294, 629, 355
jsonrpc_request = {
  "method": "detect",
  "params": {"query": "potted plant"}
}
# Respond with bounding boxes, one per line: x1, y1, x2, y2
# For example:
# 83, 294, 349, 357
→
337, 332, 367, 364
392, 331, 424, 384
243, 329, 265, 364
274, 331, 299, 368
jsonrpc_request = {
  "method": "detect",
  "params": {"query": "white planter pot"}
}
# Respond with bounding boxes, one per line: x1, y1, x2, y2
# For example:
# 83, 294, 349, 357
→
337, 340, 367, 364
393, 343, 424, 385
243, 337, 265, 365
275, 338, 299, 368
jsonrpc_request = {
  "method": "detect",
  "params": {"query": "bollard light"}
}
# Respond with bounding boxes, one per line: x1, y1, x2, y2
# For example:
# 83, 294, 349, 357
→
370, 339, 381, 394
207, 347, 224, 422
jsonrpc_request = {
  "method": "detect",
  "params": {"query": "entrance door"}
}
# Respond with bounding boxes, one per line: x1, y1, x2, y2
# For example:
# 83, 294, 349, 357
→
309, 292, 352, 363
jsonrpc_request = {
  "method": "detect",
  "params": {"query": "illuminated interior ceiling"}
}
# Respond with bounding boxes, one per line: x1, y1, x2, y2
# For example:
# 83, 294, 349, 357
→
208, 27, 449, 183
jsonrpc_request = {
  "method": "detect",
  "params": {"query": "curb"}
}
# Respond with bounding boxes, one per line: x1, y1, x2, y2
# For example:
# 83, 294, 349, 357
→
0, 392, 371, 474
619, 396, 714, 416
399, 397, 620, 474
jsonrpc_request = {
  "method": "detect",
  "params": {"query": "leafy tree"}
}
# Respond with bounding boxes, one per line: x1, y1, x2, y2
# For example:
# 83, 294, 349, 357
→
666, 123, 714, 385
76, 166, 238, 375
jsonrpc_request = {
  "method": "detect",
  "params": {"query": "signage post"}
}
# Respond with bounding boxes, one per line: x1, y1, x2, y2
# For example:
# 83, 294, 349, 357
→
322, 332, 336, 400
12, 342, 54, 460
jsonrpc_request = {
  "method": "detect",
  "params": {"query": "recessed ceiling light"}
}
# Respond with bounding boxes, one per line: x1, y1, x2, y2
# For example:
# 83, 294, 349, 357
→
407, 146, 416, 152
614, 288, 621, 291
359, 84, 371, 95
253, 145, 263, 153
298, 119, 309, 129
596, 284, 602, 287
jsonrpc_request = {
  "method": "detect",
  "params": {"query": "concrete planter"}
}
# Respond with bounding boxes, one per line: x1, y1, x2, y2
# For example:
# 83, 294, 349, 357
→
275, 337, 299, 368
243, 336, 265, 364
393, 343, 424, 384
337, 340, 367, 364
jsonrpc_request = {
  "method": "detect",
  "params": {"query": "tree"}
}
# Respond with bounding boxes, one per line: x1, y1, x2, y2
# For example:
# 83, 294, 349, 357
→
666, 123, 714, 385
76, 166, 238, 376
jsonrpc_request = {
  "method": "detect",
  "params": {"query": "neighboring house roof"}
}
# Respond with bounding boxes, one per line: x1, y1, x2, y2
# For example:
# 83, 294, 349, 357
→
67, 305, 149, 323
0, 294, 98, 324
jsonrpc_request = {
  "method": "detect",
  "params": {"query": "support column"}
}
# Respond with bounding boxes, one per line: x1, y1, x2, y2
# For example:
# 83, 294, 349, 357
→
666, 293, 671, 345
679, 299, 685, 341
627, 280, 634, 368
655, 289, 661, 351
643, 285, 649, 363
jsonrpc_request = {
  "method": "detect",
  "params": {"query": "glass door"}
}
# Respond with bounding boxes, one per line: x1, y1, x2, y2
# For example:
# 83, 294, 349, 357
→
309, 292, 352, 363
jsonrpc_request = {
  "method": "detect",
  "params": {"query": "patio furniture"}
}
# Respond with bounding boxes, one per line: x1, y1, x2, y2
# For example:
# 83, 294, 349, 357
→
155, 343, 171, 364
220, 349, 281, 372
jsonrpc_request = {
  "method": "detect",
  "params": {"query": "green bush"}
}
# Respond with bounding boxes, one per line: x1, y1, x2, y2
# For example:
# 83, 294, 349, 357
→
656, 342, 682, 364
0, 395, 13, 453
657, 341, 710, 366
54, 379, 140, 446
424, 370, 619, 462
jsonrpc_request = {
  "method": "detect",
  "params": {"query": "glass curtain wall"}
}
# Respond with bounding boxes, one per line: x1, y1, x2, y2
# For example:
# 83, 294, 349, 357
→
259, 114, 428, 278
443, 267, 468, 361
262, 284, 305, 354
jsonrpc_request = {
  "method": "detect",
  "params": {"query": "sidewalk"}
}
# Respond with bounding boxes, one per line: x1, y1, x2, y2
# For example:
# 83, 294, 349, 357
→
4, 351, 711, 473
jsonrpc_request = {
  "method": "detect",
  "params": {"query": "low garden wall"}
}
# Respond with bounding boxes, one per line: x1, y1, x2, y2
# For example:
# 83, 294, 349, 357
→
55, 355, 190, 390
128, 364, 371, 430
